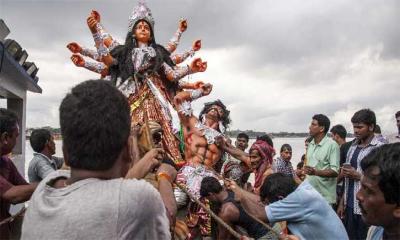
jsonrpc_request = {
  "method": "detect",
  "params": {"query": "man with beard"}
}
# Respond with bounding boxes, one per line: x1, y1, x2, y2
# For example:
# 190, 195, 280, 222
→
337, 109, 385, 240
173, 84, 231, 239
356, 143, 400, 240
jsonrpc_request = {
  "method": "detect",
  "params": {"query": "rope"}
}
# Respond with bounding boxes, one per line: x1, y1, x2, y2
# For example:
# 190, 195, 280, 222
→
0, 206, 26, 227
174, 182, 245, 240
173, 133, 281, 237
214, 173, 281, 238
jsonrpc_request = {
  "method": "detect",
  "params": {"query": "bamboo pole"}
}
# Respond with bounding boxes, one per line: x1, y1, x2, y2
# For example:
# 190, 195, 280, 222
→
174, 134, 281, 237
0, 206, 26, 227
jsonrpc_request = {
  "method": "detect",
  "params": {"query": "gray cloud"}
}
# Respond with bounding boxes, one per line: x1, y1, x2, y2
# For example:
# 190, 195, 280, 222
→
1, 0, 399, 133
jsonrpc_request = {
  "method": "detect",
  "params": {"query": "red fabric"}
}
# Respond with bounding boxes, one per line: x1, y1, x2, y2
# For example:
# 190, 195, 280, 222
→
0, 155, 28, 238
250, 140, 275, 189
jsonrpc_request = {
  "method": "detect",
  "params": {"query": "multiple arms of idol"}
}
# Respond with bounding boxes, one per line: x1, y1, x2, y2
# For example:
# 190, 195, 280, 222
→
67, 11, 204, 81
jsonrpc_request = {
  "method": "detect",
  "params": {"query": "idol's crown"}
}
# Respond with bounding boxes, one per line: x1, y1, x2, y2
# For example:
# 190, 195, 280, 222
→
128, 0, 155, 32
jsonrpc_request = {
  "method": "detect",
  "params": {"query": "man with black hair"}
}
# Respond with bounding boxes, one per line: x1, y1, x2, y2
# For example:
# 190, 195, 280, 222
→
273, 144, 295, 177
330, 124, 353, 166
0, 108, 38, 239
337, 109, 385, 240
387, 111, 400, 143
28, 129, 64, 182
199, 176, 277, 240
356, 143, 400, 240
330, 124, 353, 209
173, 85, 230, 239
304, 114, 340, 205
235, 133, 249, 152
21, 80, 176, 239
220, 133, 250, 186
226, 173, 348, 240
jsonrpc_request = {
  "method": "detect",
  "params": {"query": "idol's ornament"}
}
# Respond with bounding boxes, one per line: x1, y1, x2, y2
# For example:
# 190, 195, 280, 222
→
67, 0, 207, 167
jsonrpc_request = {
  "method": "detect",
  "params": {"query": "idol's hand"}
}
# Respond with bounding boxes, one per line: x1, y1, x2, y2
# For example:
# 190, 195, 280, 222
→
201, 83, 212, 96
192, 40, 201, 51
179, 18, 187, 32
214, 136, 226, 148
130, 123, 142, 138
67, 42, 82, 53
87, 15, 98, 34
190, 58, 207, 73
91, 10, 101, 22
71, 54, 85, 67
193, 81, 205, 89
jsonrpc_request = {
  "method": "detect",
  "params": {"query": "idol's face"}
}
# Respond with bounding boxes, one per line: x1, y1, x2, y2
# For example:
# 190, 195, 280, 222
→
206, 105, 223, 121
134, 20, 151, 43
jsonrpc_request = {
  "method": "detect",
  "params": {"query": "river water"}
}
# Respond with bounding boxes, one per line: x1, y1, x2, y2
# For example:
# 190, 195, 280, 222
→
24, 138, 306, 175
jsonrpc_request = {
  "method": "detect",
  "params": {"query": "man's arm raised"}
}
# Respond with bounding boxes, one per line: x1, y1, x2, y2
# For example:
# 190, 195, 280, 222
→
173, 83, 213, 128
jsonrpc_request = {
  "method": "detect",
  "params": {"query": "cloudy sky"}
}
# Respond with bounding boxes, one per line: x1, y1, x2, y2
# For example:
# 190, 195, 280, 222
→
1, 0, 399, 134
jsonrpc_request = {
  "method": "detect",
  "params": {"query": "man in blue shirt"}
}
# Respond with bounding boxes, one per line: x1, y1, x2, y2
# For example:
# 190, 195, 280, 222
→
227, 173, 348, 240
357, 143, 400, 240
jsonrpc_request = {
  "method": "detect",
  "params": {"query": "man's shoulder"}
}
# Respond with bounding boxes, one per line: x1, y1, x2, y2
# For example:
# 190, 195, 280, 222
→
29, 154, 48, 166
119, 179, 161, 200
387, 133, 400, 143
220, 202, 240, 221
0, 155, 12, 168
342, 141, 353, 149
325, 137, 339, 148
366, 226, 384, 240
295, 180, 322, 200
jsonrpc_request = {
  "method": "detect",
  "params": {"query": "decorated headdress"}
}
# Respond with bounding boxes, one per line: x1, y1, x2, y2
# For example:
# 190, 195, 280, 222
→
199, 99, 231, 132
128, 0, 155, 33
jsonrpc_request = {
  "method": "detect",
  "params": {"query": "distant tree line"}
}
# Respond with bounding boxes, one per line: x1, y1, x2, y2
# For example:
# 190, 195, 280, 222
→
227, 130, 354, 139
26, 127, 353, 139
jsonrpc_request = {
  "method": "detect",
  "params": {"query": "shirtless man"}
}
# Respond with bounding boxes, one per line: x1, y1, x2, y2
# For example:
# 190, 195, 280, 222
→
173, 85, 231, 239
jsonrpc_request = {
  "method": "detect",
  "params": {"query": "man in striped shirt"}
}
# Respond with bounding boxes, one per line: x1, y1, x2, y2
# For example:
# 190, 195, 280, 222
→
337, 109, 385, 240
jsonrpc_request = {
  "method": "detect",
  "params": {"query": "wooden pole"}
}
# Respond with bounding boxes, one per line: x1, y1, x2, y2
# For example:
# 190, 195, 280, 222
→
0, 206, 26, 227
212, 173, 281, 238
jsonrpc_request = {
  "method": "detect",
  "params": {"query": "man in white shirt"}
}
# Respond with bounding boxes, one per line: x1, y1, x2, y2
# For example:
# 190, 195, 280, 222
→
22, 80, 175, 240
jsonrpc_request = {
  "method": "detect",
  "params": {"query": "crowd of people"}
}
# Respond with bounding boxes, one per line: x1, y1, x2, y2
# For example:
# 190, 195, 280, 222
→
0, 78, 399, 240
